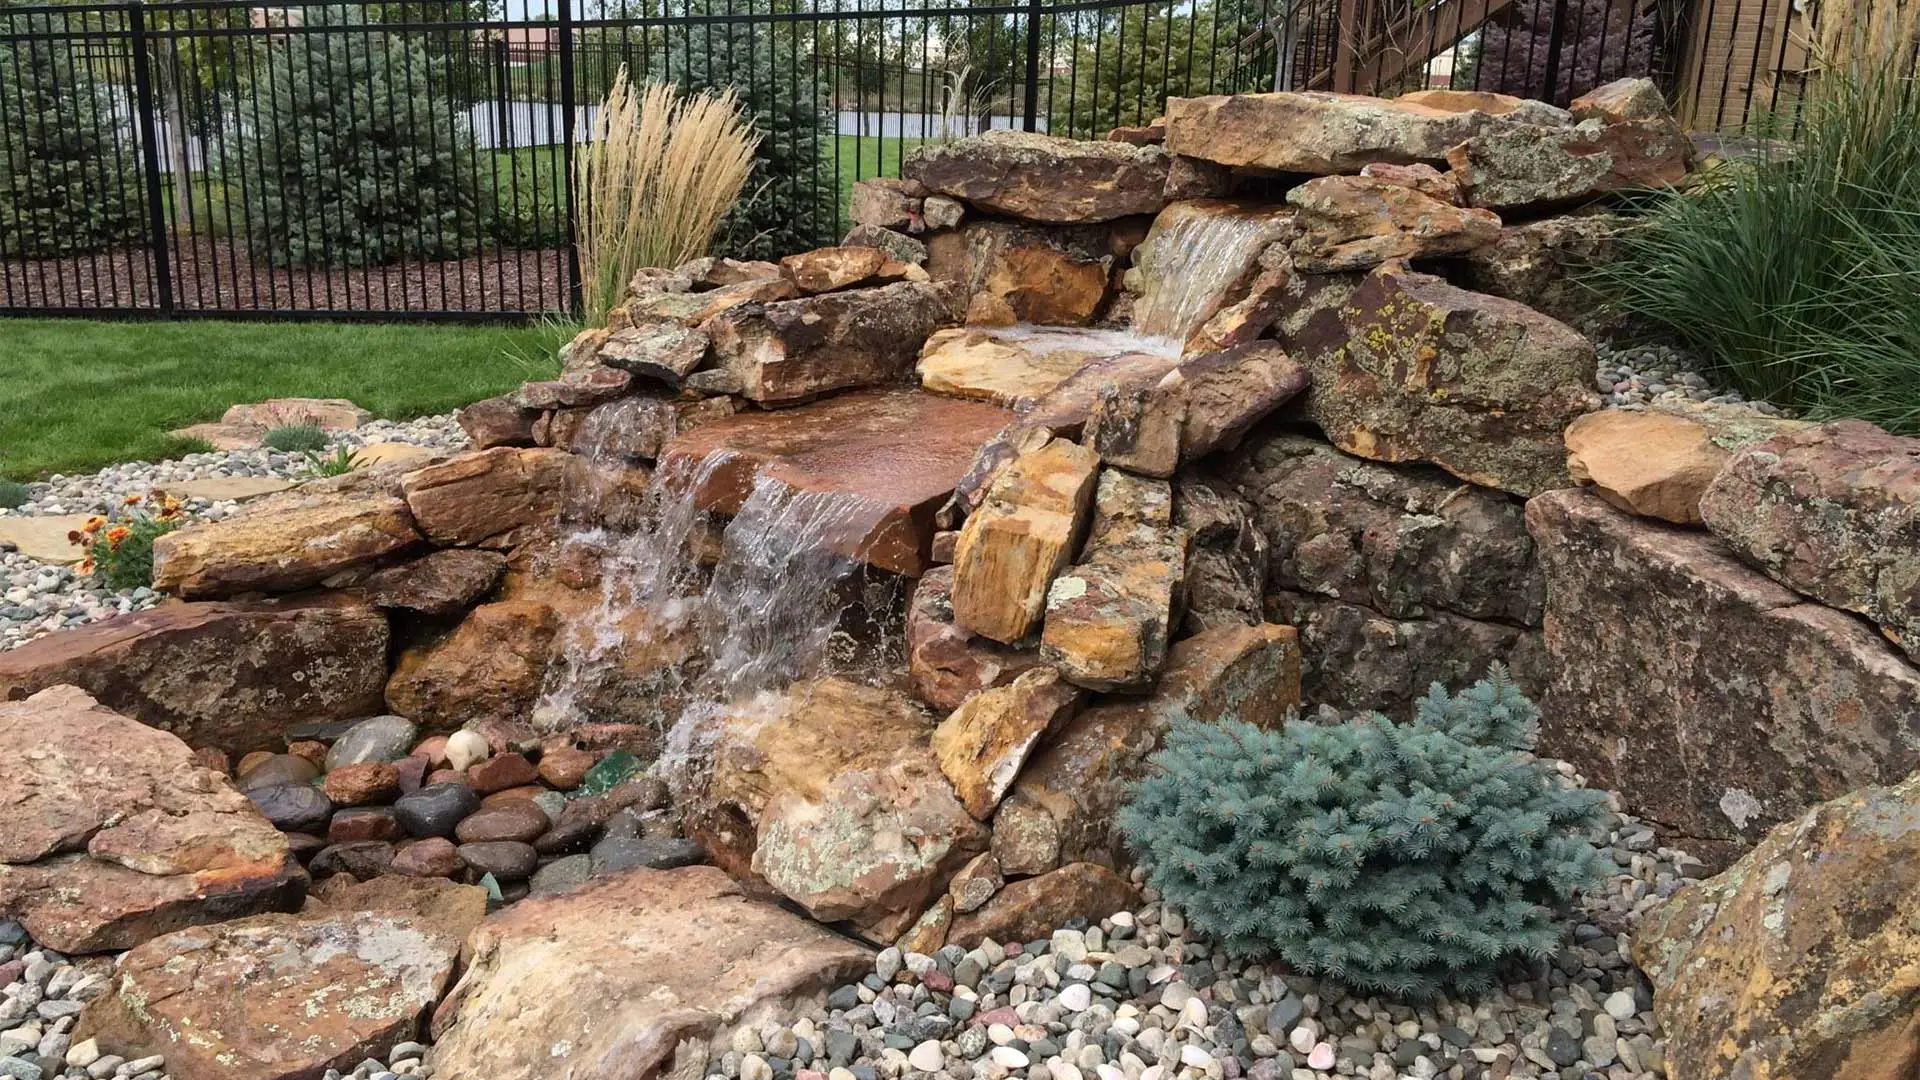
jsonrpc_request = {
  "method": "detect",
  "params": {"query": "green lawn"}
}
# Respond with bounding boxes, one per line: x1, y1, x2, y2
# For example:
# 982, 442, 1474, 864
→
0, 319, 567, 481
831, 134, 925, 219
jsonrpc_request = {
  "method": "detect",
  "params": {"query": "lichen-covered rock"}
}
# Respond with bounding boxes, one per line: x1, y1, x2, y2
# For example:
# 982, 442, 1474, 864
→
1446, 118, 1691, 211
1085, 342, 1310, 478
780, 245, 919, 294
597, 320, 711, 386
627, 275, 796, 325
1451, 214, 1623, 326
932, 667, 1083, 820
1286, 175, 1501, 272
1356, 161, 1461, 203
1527, 488, 1920, 867
0, 595, 390, 754
1567, 403, 1811, 525
1041, 515, 1189, 692
385, 599, 560, 730
907, 566, 1044, 712
903, 130, 1171, 223
1172, 474, 1267, 634
151, 480, 420, 598
706, 280, 963, 405
843, 223, 929, 264
427, 866, 872, 1080
849, 176, 928, 232
1291, 262, 1598, 496
1163, 91, 1543, 174
1211, 431, 1542, 712
511, 365, 634, 410
951, 438, 1102, 644
402, 447, 579, 548
75, 910, 459, 1080
1700, 420, 1920, 661
1633, 772, 1920, 1080
0, 686, 305, 953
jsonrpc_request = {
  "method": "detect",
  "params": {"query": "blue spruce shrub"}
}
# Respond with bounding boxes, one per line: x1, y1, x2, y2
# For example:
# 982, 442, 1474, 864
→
1120, 665, 1607, 998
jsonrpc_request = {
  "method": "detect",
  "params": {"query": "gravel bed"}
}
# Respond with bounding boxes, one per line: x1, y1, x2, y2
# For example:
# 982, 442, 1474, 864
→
0, 767, 1698, 1080
0, 415, 467, 651
1592, 341, 1787, 416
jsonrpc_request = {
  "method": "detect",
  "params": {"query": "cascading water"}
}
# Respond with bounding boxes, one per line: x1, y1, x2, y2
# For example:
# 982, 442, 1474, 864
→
1129, 201, 1297, 345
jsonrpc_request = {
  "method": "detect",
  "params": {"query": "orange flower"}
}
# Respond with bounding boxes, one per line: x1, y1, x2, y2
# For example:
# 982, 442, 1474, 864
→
123, 494, 144, 506
82, 515, 106, 532
105, 526, 131, 545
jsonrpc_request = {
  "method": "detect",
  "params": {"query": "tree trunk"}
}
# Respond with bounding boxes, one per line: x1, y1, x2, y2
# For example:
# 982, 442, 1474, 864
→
161, 41, 195, 230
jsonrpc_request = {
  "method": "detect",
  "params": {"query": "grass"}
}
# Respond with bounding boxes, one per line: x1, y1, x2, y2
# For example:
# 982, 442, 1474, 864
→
0, 318, 566, 481
1593, 62, 1920, 433
831, 135, 925, 220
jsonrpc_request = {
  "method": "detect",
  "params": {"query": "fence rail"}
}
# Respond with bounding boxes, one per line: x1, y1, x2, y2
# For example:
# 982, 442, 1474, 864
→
0, 0, 1808, 321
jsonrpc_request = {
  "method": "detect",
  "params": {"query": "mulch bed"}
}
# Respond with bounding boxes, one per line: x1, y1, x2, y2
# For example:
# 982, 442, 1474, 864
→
0, 235, 569, 315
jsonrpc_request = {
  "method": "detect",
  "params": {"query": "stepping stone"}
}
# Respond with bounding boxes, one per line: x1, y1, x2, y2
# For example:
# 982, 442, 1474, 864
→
0, 514, 91, 564
169, 422, 268, 451
168, 476, 295, 503
658, 389, 1011, 577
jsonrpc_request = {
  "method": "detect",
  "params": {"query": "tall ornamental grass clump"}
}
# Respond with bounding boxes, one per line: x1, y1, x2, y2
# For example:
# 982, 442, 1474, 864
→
1120, 667, 1607, 999
1593, 64, 1920, 434
574, 68, 761, 327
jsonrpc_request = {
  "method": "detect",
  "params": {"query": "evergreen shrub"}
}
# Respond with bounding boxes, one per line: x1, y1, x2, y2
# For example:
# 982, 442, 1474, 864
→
1120, 666, 1607, 998
0, 33, 146, 258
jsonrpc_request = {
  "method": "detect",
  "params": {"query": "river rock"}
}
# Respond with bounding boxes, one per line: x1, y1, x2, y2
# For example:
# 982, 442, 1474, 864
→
248, 783, 335, 832
947, 863, 1138, 948
384, 599, 560, 730
951, 438, 1102, 644
1446, 117, 1691, 211
903, 130, 1171, 224
0, 596, 388, 755
401, 447, 579, 549
0, 686, 304, 953
658, 388, 1010, 578
932, 667, 1084, 820
1566, 403, 1810, 525
391, 837, 464, 878
328, 807, 405, 843
322, 761, 401, 807
1527, 488, 1920, 866
427, 867, 871, 1080
357, 548, 508, 617
688, 678, 985, 935
1085, 341, 1310, 478
75, 910, 458, 1080
1699, 421, 1920, 662
456, 801, 549, 846
1163, 90, 1532, 174
591, 321, 708, 388
705, 280, 963, 406
327, 714, 421, 770
238, 753, 321, 792
311, 841, 396, 879
151, 480, 419, 598
1633, 771, 1920, 1080
1291, 262, 1598, 496
456, 396, 540, 449
457, 841, 539, 881
1286, 175, 1502, 271
393, 783, 483, 840
906, 566, 1043, 712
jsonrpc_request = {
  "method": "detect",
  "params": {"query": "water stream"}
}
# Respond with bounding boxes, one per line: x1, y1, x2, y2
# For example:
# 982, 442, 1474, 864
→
1129, 201, 1295, 345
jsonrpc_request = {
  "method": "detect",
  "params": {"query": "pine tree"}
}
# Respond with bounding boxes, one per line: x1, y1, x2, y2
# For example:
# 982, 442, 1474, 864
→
0, 31, 146, 258
226, 5, 481, 268
1120, 666, 1608, 999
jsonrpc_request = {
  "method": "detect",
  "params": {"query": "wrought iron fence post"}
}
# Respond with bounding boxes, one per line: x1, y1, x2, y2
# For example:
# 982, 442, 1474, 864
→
558, 0, 584, 318
127, 2, 174, 316
1540, 0, 1571, 103
1022, 0, 1043, 132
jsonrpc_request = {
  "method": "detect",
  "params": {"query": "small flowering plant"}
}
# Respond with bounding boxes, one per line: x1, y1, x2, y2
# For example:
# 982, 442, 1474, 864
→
70, 492, 188, 589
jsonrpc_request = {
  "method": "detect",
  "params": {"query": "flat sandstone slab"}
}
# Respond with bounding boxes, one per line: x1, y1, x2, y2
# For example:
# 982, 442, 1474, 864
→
658, 390, 1011, 577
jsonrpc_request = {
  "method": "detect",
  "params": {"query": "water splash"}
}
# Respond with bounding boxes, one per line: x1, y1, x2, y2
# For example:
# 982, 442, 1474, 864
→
1130, 201, 1295, 344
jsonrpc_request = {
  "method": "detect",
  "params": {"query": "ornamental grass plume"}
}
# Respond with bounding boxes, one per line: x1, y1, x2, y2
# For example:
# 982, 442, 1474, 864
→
574, 68, 762, 326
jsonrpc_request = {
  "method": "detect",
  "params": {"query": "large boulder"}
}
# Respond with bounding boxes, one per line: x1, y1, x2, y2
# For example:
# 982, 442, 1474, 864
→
1084, 342, 1310, 478
1291, 262, 1598, 496
1163, 90, 1549, 174
357, 548, 508, 617
76, 910, 459, 1080
1041, 479, 1190, 692
0, 686, 305, 953
950, 438, 1102, 644
1634, 772, 1920, 1080
932, 220, 1118, 327
1128, 200, 1297, 344
1451, 214, 1623, 326
685, 679, 986, 936
1446, 118, 1691, 211
947, 862, 1137, 948
0, 596, 389, 754
907, 565, 1044, 712
1700, 420, 1920, 663
932, 666, 1084, 820
1566, 403, 1810, 525
1527, 489, 1920, 867
917, 328, 1106, 409
1211, 431, 1541, 712
402, 447, 579, 549
385, 599, 560, 730
1286, 175, 1501, 272
1172, 473, 1268, 634
428, 866, 873, 1080
706, 280, 963, 406
151, 478, 419, 599
903, 131, 1170, 224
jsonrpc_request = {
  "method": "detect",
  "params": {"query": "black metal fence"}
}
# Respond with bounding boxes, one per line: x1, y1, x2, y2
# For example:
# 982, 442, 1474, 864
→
0, 0, 1794, 321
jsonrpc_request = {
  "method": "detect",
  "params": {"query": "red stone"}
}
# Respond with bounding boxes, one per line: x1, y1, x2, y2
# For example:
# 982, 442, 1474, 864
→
468, 753, 539, 795
391, 837, 465, 878
480, 785, 547, 808
658, 389, 1011, 578
394, 755, 429, 795
538, 747, 596, 790
322, 762, 402, 807
427, 768, 465, 787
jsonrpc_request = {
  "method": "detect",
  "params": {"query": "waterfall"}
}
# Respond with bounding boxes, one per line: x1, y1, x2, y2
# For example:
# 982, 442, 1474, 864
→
1130, 201, 1296, 346
533, 450, 904, 745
